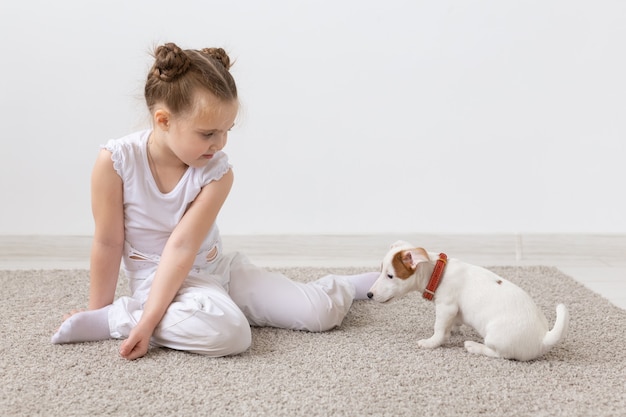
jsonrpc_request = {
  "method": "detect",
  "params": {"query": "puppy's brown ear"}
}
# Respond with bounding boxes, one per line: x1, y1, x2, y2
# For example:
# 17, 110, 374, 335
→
392, 248, 430, 279
401, 248, 430, 270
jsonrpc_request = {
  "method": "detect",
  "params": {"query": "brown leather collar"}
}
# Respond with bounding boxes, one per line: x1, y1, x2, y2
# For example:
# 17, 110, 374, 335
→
423, 253, 448, 300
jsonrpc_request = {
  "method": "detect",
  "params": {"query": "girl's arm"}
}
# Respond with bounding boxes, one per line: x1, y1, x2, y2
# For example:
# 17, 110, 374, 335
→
119, 168, 234, 360
88, 149, 124, 310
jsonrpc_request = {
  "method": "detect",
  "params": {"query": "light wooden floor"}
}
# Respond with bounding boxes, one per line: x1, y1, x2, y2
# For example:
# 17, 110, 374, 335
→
1, 234, 624, 309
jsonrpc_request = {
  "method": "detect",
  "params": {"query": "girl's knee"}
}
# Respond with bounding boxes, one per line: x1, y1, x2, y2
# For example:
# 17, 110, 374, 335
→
207, 316, 252, 356
155, 295, 252, 356
157, 311, 251, 356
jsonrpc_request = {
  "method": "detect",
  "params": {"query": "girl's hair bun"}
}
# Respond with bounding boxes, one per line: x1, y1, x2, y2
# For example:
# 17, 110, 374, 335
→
201, 48, 232, 70
145, 43, 237, 114
154, 42, 191, 82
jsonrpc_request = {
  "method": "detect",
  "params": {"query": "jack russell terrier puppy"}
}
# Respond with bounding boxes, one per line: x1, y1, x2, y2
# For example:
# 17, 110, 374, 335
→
367, 240, 569, 361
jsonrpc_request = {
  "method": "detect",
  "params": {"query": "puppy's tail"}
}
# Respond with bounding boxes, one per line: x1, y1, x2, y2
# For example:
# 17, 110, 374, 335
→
542, 304, 569, 349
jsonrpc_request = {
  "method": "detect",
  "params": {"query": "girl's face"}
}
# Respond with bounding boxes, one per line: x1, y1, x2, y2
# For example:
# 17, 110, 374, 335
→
164, 91, 239, 168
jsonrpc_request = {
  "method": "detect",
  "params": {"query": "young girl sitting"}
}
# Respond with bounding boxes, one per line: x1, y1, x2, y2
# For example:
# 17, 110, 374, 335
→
51, 42, 378, 360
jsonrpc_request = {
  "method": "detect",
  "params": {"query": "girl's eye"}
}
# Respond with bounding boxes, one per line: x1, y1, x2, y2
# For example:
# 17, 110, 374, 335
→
204, 132, 214, 138
387, 274, 393, 279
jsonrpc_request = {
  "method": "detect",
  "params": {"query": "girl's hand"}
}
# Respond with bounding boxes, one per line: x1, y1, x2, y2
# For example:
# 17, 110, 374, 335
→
119, 324, 153, 360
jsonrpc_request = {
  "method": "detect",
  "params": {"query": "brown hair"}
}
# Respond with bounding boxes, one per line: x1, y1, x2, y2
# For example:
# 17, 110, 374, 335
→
144, 42, 237, 116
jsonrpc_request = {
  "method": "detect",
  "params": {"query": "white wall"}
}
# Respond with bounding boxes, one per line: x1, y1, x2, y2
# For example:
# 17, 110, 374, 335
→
1, 0, 624, 235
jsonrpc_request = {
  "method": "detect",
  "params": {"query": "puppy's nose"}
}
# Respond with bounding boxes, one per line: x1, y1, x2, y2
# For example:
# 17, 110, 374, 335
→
367, 292, 374, 299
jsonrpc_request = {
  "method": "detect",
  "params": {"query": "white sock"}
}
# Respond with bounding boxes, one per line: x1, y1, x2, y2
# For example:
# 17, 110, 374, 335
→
344, 271, 379, 300
51, 305, 112, 344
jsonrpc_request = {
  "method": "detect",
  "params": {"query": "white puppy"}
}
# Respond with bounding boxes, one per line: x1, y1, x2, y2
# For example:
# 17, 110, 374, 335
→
367, 240, 569, 361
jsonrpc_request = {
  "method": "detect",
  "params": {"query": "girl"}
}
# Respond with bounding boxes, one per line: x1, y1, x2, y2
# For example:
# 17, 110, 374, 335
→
52, 43, 378, 360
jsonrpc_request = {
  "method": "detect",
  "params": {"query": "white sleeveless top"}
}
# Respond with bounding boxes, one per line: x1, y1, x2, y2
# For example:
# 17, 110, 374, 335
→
102, 129, 231, 274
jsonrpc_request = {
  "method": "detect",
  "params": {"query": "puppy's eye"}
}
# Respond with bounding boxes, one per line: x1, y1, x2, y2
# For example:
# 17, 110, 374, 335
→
387, 274, 393, 279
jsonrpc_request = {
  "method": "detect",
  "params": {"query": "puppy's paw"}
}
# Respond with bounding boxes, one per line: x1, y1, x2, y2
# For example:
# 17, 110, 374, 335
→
418, 338, 441, 349
464, 341, 500, 358
464, 341, 483, 354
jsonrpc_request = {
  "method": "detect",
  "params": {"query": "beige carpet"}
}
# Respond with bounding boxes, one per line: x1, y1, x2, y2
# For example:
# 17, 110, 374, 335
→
1, 266, 625, 417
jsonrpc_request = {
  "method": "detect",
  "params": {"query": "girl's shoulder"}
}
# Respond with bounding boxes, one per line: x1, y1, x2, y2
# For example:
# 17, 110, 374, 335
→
102, 129, 150, 155
100, 129, 150, 179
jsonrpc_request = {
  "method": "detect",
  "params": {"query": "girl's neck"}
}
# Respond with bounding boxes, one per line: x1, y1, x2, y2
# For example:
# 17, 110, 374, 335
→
148, 131, 181, 167
147, 132, 187, 193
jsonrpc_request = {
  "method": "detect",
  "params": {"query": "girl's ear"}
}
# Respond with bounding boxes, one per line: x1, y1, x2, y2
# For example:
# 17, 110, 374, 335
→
153, 108, 171, 131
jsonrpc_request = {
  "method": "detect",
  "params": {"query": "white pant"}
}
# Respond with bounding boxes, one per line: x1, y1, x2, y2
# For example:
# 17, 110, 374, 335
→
108, 252, 356, 356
